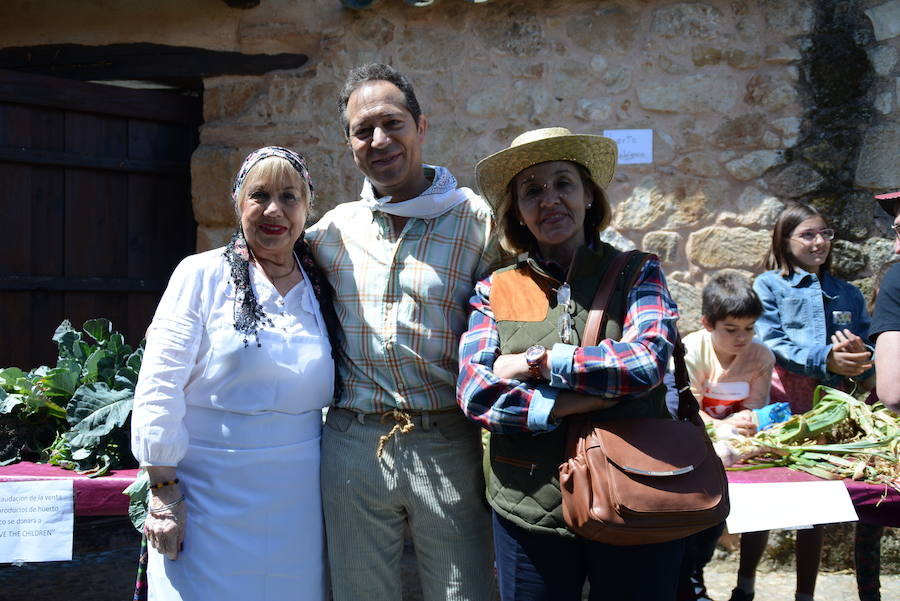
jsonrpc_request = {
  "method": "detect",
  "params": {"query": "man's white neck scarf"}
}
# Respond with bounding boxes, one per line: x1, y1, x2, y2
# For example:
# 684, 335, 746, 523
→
360, 164, 471, 220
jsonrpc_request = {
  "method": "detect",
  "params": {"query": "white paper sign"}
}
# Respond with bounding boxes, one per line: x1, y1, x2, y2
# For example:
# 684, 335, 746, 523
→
603, 129, 653, 164
726, 481, 858, 534
0, 480, 74, 563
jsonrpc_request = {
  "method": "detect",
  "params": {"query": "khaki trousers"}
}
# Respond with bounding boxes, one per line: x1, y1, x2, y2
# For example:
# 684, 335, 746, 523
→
321, 407, 495, 601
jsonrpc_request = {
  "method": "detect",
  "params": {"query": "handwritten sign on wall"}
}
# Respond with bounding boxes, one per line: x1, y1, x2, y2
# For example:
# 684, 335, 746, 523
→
0, 480, 74, 563
603, 129, 653, 165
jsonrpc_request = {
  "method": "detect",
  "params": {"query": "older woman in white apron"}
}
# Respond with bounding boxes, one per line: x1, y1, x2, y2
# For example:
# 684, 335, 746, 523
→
131, 147, 340, 601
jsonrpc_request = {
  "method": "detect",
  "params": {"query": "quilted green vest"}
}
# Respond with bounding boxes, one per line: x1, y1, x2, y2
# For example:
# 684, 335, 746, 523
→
485, 241, 669, 537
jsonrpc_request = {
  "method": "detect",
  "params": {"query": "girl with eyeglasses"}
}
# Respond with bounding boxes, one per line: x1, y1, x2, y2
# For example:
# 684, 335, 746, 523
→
728, 202, 875, 601
754, 201, 875, 410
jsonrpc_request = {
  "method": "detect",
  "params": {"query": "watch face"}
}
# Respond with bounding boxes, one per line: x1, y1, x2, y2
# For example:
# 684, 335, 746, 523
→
525, 345, 546, 363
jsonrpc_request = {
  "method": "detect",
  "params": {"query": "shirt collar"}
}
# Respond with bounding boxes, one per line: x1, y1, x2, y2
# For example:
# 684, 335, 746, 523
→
787, 267, 837, 299
787, 267, 817, 286
360, 165, 467, 220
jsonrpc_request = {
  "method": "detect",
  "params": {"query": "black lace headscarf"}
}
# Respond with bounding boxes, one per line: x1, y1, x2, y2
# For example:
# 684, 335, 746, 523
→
225, 146, 343, 397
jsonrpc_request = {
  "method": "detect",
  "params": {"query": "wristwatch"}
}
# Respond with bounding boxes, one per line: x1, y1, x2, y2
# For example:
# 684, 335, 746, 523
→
525, 345, 547, 380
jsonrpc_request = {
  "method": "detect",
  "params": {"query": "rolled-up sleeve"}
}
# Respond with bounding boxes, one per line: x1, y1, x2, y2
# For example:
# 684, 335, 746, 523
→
457, 275, 560, 434
131, 256, 206, 467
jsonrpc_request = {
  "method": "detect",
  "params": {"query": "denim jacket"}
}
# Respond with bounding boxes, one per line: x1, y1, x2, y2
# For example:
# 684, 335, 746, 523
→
753, 268, 873, 386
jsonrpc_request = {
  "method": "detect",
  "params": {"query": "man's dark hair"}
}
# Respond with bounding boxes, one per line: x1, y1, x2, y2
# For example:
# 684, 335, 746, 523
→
338, 63, 422, 135
701, 271, 763, 326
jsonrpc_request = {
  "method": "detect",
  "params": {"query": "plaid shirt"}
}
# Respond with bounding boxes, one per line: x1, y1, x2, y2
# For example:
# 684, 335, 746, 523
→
457, 255, 678, 434
306, 174, 497, 413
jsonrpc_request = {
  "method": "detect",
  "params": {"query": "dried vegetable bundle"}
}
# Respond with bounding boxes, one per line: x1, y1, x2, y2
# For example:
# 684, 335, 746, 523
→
710, 386, 900, 492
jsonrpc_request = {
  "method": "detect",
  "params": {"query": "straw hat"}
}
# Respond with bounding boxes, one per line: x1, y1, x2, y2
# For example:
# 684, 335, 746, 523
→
875, 190, 900, 217
475, 127, 618, 210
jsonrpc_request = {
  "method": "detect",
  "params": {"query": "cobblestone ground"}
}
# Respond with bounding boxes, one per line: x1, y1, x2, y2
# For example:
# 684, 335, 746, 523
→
1, 522, 898, 601
703, 557, 900, 601
404, 542, 900, 601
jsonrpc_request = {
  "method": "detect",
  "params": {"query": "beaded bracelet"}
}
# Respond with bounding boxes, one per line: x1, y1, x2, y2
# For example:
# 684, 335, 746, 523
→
150, 478, 180, 490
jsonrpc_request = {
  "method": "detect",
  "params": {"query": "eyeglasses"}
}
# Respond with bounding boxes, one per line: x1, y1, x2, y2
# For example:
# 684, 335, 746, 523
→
556, 283, 573, 344
791, 228, 835, 242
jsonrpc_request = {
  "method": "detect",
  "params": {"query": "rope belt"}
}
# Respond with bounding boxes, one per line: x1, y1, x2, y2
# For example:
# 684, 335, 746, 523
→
328, 406, 461, 459
376, 409, 415, 458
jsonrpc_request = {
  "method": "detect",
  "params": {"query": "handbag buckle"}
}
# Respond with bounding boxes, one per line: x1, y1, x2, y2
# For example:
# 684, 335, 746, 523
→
619, 464, 695, 477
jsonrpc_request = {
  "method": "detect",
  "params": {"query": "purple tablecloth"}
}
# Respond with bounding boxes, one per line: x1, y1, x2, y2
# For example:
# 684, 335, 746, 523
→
3, 462, 896, 525
0, 462, 138, 516
727, 466, 900, 527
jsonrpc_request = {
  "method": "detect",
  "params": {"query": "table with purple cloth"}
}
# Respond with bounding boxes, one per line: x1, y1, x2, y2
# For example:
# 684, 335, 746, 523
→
727, 466, 900, 527
0, 462, 138, 516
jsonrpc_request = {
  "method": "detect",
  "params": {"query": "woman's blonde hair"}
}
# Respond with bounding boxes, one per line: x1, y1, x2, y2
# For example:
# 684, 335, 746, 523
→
494, 162, 611, 255
233, 156, 310, 218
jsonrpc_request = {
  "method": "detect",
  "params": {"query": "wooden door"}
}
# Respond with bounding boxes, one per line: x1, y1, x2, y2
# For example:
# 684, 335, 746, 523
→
0, 70, 200, 369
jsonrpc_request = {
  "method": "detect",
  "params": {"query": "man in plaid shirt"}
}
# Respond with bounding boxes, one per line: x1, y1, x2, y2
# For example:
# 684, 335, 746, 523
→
306, 63, 497, 601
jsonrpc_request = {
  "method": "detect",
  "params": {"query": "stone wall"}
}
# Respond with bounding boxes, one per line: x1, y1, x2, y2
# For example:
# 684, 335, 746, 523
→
2, 0, 898, 331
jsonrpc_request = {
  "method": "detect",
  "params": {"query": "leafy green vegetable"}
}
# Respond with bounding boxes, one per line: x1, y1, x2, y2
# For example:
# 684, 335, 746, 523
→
40, 365, 80, 398
83, 318, 112, 345
123, 469, 150, 532
721, 386, 900, 491
1, 319, 143, 474
0, 367, 26, 390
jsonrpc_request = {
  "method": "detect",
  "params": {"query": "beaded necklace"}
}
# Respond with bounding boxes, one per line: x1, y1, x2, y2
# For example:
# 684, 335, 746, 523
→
224, 229, 273, 348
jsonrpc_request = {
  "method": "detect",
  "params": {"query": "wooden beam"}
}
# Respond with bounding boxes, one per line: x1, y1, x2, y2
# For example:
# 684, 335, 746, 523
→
0, 69, 201, 124
0, 147, 189, 176
0, 276, 166, 293
0, 44, 308, 91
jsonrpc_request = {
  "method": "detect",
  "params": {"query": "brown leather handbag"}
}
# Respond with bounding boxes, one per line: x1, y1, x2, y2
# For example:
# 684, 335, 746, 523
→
558, 251, 730, 545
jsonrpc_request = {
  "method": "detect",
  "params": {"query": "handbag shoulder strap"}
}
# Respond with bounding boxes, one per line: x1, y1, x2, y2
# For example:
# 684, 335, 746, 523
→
582, 250, 641, 347
671, 336, 701, 422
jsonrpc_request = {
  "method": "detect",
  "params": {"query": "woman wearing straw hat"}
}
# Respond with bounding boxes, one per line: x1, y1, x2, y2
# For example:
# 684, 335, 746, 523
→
457, 128, 684, 600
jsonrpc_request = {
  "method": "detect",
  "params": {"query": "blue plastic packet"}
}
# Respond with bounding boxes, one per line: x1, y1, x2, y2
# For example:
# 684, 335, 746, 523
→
754, 402, 792, 431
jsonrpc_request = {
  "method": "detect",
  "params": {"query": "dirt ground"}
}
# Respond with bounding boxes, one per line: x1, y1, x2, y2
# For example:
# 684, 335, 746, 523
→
703, 556, 900, 601
1, 520, 898, 601
2, 549, 899, 601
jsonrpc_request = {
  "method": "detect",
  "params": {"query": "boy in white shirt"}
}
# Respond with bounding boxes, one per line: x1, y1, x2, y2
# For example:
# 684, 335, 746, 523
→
678, 272, 775, 601
685, 272, 776, 437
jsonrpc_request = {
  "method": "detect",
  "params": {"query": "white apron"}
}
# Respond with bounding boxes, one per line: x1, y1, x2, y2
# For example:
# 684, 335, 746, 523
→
146, 266, 332, 601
